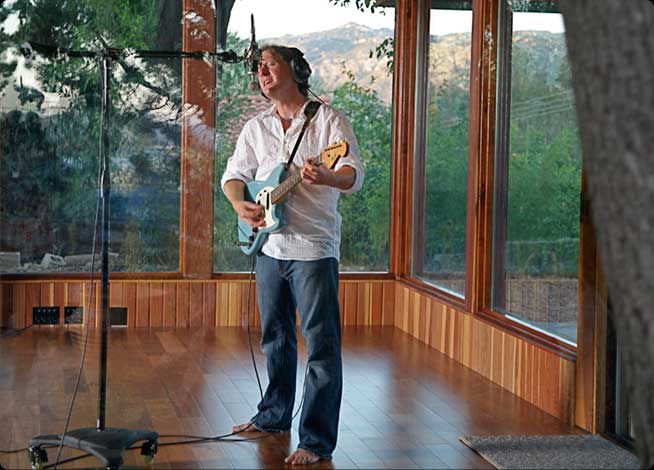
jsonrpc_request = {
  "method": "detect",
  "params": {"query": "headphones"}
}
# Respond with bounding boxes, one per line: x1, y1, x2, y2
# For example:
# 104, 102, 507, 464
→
288, 50, 312, 87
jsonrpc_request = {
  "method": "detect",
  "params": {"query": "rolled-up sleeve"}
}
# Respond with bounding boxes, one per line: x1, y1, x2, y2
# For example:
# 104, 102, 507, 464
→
220, 122, 259, 191
330, 111, 365, 195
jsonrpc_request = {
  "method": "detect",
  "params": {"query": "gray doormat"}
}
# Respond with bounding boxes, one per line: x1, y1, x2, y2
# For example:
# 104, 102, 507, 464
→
459, 434, 640, 469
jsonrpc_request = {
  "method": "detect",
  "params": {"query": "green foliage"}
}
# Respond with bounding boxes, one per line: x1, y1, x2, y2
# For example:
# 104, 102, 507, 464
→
0, 1, 182, 272
328, 0, 381, 13
0, 0, 583, 279
418, 32, 582, 284
330, 68, 392, 270
502, 41, 582, 277
421, 77, 470, 277
0, 111, 65, 259
370, 37, 394, 73
213, 33, 260, 272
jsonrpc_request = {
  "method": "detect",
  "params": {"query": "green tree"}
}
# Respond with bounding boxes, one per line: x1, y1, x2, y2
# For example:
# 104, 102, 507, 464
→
213, 33, 259, 272
0, 111, 64, 261
1, 0, 183, 271
330, 69, 392, 270
423, 79, 470, 275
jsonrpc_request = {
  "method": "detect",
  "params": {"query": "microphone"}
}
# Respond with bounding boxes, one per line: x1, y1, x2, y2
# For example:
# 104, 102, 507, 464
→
246, 14, 260, 91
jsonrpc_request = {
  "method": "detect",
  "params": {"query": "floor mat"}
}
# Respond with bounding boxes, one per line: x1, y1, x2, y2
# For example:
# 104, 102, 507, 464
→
459, 434, 639, 469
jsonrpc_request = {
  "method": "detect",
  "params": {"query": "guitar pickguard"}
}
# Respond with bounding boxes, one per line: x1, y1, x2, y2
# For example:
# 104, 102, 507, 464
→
253, 186, 278, 229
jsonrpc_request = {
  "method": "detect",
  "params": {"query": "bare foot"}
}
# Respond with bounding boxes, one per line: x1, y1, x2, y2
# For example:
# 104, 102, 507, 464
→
284, 448, 321, 465
232, 422, 259, 433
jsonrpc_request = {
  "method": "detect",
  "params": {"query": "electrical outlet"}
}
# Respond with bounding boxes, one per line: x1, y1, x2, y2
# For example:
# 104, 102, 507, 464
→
110, 307, 128, 326
65, 306, 83, 324
33, 307, 60, 325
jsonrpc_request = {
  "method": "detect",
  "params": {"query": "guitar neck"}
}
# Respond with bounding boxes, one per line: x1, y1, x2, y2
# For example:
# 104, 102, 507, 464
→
271, 170, 303, 205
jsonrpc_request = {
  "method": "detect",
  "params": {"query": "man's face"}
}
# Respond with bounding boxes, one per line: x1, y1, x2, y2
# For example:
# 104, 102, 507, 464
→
258, 50, 295, 99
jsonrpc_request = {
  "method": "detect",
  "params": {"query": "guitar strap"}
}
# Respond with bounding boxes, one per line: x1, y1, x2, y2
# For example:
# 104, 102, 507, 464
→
284, 100, 322, 171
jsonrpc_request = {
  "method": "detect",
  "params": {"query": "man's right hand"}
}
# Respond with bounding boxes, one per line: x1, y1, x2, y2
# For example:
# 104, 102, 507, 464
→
233, 200, 266, 228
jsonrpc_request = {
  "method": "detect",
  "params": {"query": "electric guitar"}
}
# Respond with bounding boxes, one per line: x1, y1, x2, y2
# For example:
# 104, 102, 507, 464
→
238, 140, 349, 255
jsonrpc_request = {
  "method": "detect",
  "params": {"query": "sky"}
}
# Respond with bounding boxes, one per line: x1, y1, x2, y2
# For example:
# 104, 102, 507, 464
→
1, 1, 565, 40
228, 0, 565, 40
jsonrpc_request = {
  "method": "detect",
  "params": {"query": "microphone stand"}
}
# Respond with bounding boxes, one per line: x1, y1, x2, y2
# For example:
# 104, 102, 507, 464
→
25, 43, 247, 470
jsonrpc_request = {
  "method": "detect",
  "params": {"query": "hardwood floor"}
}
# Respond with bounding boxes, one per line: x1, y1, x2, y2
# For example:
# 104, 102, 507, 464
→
0, 326, 580, 469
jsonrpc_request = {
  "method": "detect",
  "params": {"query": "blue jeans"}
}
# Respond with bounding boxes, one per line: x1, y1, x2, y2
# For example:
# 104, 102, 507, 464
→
251, 254, 342, 459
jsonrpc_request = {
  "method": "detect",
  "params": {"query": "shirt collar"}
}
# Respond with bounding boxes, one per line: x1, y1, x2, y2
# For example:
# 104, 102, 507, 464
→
262, 101, 311, 120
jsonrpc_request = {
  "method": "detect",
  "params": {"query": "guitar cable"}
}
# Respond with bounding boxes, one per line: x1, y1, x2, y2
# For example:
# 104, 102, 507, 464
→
237, 225, 310, 426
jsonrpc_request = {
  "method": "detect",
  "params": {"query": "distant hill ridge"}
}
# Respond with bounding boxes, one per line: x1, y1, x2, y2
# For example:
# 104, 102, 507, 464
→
263, 23, 568, 104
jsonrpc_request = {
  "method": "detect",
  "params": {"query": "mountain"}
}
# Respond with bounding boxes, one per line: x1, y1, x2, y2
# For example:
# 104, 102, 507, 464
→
265, 22, 395, 102
264, 24, 569, 104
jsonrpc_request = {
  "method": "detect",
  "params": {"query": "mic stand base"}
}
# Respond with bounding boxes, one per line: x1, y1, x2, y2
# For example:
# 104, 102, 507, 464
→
28, 427, 158, 470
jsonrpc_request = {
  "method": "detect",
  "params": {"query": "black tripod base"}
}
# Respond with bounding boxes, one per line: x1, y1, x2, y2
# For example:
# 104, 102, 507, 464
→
29, 427, 158, 469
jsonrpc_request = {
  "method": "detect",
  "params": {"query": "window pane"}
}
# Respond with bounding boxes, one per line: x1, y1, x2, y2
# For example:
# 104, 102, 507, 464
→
214, 0, 394, 272
492, 1, 582, 343
412, 5, 472, 296
0, 2, 182, 273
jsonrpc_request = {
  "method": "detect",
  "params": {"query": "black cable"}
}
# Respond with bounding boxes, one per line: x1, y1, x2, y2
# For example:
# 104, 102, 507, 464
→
1, 431, 271, 468
308, 88, 326, 104
0, 325, 33, 337
242, 248, 309, 423
51, 431, 269, 469
245, 254, 265, 402
152, 429, 269, 447
44, 453, 92, 469
0, 444, 60, 455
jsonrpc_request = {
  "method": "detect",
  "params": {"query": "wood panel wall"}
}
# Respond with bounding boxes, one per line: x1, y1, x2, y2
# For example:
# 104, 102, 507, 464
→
2, 277, 572, 422
1, 278, 574, 422
0, 280, 395, 330
394, 282, 575, 424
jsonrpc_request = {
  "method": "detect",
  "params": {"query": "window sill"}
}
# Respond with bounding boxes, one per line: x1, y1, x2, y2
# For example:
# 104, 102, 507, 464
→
396, 275, 466, 311
476, 308, 577, 361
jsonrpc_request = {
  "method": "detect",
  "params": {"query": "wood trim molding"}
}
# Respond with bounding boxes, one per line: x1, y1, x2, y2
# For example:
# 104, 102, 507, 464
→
477, 308, 576, 361
389, 0, 419, 277
0, 273, 183, 282
396, 275, 466, 311
0, 279, 395, 329
467, 0, 499, 315
575, 170, 607, 432
181, 0, 216, 279
410, 1, 431, 277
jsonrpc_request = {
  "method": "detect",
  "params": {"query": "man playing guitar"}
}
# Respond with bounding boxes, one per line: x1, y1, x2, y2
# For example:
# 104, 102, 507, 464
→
221, 45, 364, 465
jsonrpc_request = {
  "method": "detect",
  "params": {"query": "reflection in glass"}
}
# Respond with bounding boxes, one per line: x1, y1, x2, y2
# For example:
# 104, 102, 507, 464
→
214, 0, 394, 272
492, 1, 581, 343
0, 1, 182, 273
413, 6, 472, 296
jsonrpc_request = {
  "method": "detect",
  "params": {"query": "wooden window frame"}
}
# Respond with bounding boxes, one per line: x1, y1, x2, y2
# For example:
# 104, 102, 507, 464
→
0, 0, 216, 282
393, 0, 602, 362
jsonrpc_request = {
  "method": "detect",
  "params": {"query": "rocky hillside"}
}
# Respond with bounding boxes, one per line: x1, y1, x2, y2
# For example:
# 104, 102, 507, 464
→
265, 24, 569, 104
265, 22, 395, 102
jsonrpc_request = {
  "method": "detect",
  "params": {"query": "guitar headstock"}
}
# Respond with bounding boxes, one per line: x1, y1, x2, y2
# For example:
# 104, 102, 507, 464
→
320, 140, 349, 169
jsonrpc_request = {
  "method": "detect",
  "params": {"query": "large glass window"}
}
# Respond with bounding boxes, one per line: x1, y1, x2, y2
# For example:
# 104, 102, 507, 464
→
492, 0, 582, 343
213, 0, 394, 272
0, 1, 182, 273
412, 1, 472, 296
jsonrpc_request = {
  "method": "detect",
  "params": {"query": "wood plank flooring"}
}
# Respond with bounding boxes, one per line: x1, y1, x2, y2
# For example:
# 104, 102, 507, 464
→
0, 326, 580, 469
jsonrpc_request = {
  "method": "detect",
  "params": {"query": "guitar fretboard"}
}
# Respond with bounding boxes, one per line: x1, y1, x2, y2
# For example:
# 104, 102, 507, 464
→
271, 170, 303, 205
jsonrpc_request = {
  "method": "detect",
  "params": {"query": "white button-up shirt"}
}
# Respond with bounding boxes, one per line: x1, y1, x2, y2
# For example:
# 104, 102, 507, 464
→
221, 101, 364, 261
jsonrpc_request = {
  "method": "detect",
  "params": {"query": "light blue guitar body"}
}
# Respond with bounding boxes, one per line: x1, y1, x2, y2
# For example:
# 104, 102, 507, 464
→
236, 141, 349, 256
238, 164, 288, 256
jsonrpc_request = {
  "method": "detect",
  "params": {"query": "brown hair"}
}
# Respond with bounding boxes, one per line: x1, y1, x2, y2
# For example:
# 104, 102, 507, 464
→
260, 45, 311, 98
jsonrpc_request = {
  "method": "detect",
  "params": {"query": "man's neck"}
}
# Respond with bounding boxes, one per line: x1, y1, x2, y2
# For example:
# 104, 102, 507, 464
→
273, 93, 308, 122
